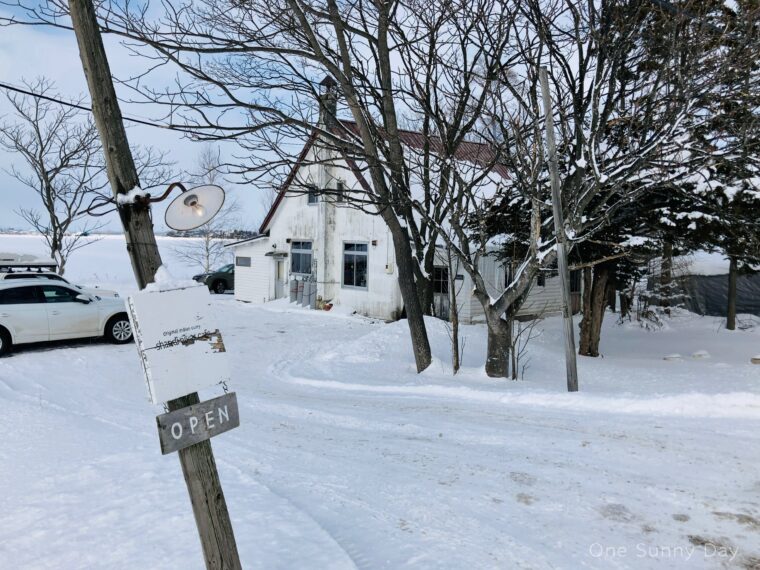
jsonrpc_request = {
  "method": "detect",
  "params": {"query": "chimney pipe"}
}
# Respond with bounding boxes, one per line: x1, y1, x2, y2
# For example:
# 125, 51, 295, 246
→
318, 75, 339, 130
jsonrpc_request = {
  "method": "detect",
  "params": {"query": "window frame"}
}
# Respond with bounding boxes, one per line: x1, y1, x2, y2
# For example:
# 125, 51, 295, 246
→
432, 266, 449, 295
40, 284, 82, 303
307, 185, 319, 205
290, 240, 313, 275
570, 269, 582, 293
235, 256, 251, 268
0, 285, 43, 305
342, 241, 369, 290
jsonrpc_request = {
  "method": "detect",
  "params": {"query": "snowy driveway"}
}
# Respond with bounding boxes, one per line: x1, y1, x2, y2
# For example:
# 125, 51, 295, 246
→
0, 298, 759, 569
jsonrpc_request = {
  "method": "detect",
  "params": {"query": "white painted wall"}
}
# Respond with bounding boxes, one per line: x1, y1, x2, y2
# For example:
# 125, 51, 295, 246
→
232, 238, 272, 304
229, 143, 568, 323
230, 146, 403, 320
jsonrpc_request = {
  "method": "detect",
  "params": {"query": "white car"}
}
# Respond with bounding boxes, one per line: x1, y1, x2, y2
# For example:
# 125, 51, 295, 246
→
0, 280, 132, 356
0, 271, 120, 298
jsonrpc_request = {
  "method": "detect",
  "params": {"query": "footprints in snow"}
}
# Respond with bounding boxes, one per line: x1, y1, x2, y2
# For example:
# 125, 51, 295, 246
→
510, 471, 538, 506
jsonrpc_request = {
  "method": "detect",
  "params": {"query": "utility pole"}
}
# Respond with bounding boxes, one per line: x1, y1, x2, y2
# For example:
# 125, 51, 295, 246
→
68, 0, 161, 289
539, 67, 579, 393
68, 1, 242, 567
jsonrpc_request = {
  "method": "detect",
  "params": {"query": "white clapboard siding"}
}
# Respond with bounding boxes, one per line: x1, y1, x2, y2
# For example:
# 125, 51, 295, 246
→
516, 275, 564, 318
227, 140, 568, 322
466, 254, 505, 323
233, 240, 272, 304
466, 264, 564, 323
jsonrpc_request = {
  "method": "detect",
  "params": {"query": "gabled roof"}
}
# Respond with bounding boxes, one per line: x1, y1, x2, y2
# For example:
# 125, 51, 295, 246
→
257, 120, 507, 234
258, 130, 318, 234
337, 121, 509, 178
224, 233, 269, 248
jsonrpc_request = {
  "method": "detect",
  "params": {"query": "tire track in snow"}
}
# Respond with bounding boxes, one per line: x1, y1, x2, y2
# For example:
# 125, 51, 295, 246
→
217, 454, 366, 570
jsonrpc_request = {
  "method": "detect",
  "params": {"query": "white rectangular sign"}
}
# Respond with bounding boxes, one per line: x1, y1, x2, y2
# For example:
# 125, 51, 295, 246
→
127, 285, 231, 404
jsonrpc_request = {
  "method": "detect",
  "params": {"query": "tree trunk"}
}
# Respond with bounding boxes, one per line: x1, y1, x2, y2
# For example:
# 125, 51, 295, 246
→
579, 267, 593, 355
607, 275, 616, 312
727, 256, 737, 331
510, 320, 518, 380
419, 274, 434, 317
387, 222, 432, 372
485, 313, 511, 378
620, 291, 630, 319
52, 247, 66, 276
588, 266, 611, 357
447, 249, 460, 374
660, 241, 673, 316
579, 264, 611, 357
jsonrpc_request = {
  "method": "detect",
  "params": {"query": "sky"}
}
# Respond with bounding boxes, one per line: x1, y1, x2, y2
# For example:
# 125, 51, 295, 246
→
0, 17, 270, 233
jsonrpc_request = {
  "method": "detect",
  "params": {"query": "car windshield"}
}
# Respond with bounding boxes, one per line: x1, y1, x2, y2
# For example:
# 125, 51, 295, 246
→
218, 264, 234, 273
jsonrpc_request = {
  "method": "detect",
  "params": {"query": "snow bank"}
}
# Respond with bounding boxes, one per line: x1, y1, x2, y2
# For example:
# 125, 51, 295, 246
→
2, 237, 760, 569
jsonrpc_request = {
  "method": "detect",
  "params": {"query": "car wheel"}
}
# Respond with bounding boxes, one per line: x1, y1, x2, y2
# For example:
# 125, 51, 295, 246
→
105, 314, 133, 344
0, 327, 11, 357
213, 280, 226, 294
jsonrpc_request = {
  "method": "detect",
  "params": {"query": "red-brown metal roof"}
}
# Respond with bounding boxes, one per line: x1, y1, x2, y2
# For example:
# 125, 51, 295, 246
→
258, 121, 507, 233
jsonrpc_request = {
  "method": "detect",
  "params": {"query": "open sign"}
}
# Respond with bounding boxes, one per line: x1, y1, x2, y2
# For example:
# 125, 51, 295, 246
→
156, 393, 240, 454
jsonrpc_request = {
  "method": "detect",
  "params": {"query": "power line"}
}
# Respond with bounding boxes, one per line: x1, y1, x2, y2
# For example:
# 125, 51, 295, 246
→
0, 80, 187, 132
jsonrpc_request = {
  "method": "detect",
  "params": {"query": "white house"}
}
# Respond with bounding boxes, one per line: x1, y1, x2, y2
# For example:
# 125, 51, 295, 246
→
226, 132, 406, 319
227, 88, 575, 322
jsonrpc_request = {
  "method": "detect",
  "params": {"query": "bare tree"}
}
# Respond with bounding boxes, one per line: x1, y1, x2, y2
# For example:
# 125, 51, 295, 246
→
0, 0, 452, 372
408, 0, 722, 376
1, 0, 721, 378
0, 78, 106, 274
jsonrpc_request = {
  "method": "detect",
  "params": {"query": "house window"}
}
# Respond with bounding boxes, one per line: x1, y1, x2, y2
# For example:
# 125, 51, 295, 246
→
235, 256, 251, 267
433, 267, 449, 294
307, 185, 319, 204
291, 241, 313, 274
537, 271, 546, 287
570, 269, 582, 293
336, 181, 344, 203
343, 243, 368, 289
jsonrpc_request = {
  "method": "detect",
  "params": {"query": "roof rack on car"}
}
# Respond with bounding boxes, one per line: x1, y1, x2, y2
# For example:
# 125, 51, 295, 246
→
0, 253, 58, 272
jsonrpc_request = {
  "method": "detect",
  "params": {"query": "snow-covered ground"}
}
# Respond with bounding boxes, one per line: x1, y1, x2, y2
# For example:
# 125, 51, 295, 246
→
1, 235, 759, 569
0, 233, 220, 294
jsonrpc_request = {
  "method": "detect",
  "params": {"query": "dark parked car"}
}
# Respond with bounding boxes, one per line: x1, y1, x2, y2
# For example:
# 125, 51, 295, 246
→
193, 263, 234, 294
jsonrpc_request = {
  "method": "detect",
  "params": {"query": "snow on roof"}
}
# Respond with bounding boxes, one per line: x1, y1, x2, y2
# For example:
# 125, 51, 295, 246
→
225, 233, 269, 249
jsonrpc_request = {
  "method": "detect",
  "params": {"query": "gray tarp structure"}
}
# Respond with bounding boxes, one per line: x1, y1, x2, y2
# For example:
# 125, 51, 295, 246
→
680, 273, 760, 317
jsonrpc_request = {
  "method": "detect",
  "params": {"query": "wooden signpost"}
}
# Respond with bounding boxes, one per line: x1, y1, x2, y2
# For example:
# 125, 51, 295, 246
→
67, 2, 240, 566
127, 285, 242, 570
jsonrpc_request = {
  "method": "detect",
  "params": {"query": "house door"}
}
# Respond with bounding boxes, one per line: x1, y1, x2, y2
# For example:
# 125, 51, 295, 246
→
274, 260, 285, 299
433, 293, 450, 321
432, 267, 451, 321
